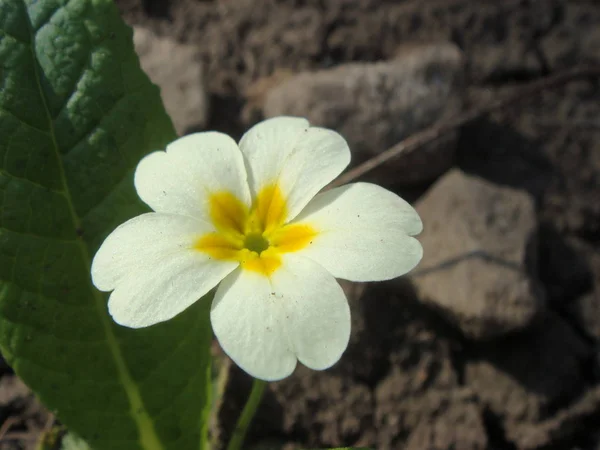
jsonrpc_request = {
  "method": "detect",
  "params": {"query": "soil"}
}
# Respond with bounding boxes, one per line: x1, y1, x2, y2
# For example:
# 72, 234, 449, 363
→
3, 0, 600, 449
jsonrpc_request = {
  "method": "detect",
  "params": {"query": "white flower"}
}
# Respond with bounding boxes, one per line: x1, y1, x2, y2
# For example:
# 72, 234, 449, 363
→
91, 117, 423, 381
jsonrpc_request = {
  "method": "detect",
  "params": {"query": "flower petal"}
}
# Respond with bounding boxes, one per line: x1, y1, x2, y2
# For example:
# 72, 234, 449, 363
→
91, 213, 238, 328
239, 117, 350, 222
108, 252, 236, 328
278, 255, 351, 371
293, 182, 423, 282
92, 213, 209, 291
211, 269, 296, 381
134, 132, 251, 220
211, 255, 350, 380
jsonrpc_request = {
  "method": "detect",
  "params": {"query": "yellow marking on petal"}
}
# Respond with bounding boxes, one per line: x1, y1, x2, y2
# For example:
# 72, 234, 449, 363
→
240, 248, 282, 276
253, 184, 287, 233
209, 191, 248, 234
269, 223, 317, 253
194, 233, 242, 260
195, 184, 318, 277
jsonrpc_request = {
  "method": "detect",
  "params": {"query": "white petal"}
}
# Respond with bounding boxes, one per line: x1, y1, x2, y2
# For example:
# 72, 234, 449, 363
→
239, 117, 350, 221
277, 255, 351, 371
108, 252, 236, 328
211, 255, 350, 380
134, 132, 251, 220
293, 182, 423, 282
211, 268, 296, 381
92, 213, 212, 291
92, 213, 238, 328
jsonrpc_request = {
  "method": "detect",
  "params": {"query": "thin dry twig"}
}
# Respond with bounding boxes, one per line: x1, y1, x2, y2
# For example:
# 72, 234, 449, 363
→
41, 413, 55, 435
0, 413, 56, 445
1, 432, 40, 442
331, 65, 600, 188
28, 413, 58, 449
0, 417, 19, 441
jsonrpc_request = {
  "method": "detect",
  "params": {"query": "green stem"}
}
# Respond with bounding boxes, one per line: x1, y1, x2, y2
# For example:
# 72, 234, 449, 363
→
226, 378, 267, 450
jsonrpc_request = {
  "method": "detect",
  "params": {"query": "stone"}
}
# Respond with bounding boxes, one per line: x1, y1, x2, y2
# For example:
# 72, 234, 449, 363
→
412, 169, 544, 339
0, 375, 30, 407
263, 42, 465, 185
133, 27, 208, 135
464, 312, 592, 447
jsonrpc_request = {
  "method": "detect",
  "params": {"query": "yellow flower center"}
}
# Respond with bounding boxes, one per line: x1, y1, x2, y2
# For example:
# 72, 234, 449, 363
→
194, 184, 317, 276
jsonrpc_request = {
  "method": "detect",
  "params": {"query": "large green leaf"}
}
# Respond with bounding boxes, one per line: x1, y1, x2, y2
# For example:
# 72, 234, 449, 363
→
0, 1, 213, 449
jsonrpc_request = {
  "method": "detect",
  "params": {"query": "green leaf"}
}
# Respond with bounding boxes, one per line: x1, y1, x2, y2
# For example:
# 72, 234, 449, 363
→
0, 1, 213, 449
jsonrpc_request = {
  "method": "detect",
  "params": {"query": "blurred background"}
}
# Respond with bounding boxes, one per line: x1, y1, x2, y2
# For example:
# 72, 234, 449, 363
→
2, 0, 600, 449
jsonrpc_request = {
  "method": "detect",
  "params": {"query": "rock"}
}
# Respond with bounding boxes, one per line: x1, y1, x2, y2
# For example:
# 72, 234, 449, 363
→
242, 69, 294, 125
464, 312, 592, 447
412, 169, 544, 339
133, 27, 208, 135
404, 390, 488, 450
263, 42, 465, 185
0, 375, 30, 408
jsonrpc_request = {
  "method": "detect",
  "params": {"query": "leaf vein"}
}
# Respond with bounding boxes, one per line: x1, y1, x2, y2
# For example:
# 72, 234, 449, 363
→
0, 28, 30, 46
32, 0, 71, 32
61, 90, 128, 158
0, 312, 107, 346
0, 168, 63, 194
0, 107, 49, 135
0, 226, 77, 243
22, 4, 166, 449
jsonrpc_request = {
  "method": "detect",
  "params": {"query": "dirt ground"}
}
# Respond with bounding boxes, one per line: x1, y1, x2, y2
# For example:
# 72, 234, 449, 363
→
2, 0, 600, 449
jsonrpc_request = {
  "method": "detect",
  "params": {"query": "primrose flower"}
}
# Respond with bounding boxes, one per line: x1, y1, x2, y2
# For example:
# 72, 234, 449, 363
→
91, 117, 422, 381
